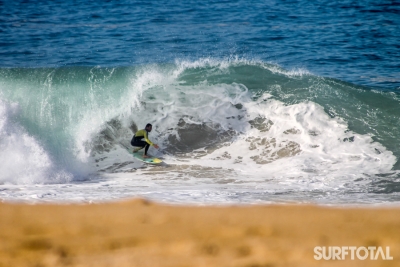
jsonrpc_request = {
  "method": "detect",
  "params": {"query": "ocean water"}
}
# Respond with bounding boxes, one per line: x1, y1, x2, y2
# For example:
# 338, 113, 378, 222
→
0, 0, 399, 204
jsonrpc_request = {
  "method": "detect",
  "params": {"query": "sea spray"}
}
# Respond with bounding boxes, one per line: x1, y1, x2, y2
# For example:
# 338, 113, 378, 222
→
0, 98, 73, 184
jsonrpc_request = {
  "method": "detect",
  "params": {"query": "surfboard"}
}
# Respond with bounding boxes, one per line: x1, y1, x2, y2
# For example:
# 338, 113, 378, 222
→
132, 152, 163, 164
121, 144, 163, 164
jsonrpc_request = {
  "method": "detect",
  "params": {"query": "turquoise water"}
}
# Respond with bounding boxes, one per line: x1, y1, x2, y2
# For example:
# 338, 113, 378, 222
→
0, 1, 399, 204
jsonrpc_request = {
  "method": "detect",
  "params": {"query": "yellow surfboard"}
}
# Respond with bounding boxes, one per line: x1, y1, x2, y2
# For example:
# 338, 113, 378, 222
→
132, 152, 163, 164
122, 145, 163, 164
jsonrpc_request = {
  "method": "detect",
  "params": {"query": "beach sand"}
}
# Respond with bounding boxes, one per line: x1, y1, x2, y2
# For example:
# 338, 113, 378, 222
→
0, 199, 399, 267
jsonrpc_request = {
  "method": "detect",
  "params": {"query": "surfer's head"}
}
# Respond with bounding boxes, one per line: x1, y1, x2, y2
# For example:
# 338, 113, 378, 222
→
145, 123, 152, 132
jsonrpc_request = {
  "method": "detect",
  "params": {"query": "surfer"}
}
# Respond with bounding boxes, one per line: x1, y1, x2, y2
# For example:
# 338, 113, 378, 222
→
131, 123, 159, 158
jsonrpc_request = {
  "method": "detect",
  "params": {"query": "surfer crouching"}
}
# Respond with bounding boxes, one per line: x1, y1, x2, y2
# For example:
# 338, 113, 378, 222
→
131, 123, 159, 158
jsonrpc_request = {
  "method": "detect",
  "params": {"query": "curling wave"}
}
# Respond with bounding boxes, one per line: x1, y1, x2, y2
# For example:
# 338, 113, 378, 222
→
0, 58, 399, 188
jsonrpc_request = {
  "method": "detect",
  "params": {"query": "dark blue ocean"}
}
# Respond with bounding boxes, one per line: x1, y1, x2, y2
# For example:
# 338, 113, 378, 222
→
0, 0, 400, 204
2, 0, 399, 88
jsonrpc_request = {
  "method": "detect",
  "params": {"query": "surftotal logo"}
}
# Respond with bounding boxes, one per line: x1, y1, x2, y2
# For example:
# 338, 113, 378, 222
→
314, 246, 393, 260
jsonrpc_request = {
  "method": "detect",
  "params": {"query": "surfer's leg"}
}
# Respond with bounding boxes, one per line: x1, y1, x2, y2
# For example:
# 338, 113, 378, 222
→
143, 144, 150, 157
131, 139, 147, 153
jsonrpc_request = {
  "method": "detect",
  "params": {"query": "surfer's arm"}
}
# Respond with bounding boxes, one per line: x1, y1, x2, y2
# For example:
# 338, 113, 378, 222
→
143, 131, 154, 146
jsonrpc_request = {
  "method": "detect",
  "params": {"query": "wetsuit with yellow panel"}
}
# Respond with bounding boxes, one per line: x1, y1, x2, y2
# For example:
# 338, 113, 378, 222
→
131, 129, 154, 155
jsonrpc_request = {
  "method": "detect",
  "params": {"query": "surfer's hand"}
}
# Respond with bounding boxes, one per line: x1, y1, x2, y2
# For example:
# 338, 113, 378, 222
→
154, 144, 159, 149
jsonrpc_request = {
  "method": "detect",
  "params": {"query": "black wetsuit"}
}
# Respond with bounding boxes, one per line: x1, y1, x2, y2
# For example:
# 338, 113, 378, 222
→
131, 129, 153, 155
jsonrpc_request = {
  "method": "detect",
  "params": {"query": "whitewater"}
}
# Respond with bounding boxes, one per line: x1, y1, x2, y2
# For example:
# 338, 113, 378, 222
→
1, 59, 399, 204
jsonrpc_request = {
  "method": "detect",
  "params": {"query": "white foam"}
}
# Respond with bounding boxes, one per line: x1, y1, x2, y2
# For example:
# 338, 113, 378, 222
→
189, 97, 396, 187
0, 98, 73, 184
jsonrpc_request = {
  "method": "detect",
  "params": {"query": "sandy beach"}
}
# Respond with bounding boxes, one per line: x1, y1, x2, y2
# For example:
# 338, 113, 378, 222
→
0, 199, 399, 267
